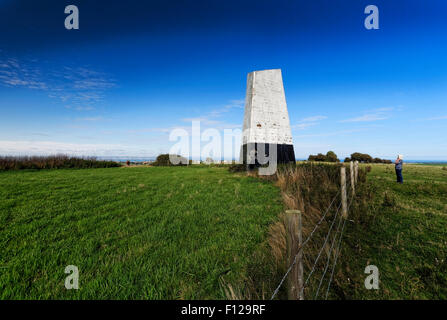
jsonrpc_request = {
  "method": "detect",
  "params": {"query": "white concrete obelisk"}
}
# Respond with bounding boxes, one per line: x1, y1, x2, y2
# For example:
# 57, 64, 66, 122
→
240, 69, 295, 164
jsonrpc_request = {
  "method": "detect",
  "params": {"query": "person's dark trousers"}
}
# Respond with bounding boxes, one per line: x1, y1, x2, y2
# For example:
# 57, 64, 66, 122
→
396, 169, 403, 183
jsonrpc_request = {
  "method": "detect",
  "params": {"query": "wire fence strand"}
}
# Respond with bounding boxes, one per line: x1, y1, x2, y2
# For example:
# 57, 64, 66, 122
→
314, 205, 345, 298
298, 201, 342, 298
270, 167, 356, 300
323, 194, 356, 299
270, 189, 341, 300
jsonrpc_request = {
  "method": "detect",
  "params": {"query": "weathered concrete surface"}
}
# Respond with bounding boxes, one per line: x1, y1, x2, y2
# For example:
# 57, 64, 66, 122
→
240, 69, 295, 164
242, 69, 293, 145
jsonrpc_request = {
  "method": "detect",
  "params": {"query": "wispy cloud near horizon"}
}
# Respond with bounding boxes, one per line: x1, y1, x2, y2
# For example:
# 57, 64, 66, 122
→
0, 54, 116, 112
295, 127, 371, 138
419, 115, 447, 121
339, 107, 395, 123
340, 114, 389, 123
75, 116, 107, 122
180, 99, 244, 129
292, 115, 327, 130
0, 140, 160, 157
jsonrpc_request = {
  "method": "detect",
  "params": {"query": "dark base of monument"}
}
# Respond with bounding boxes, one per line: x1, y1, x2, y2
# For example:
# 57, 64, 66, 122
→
241, 143, 296, 167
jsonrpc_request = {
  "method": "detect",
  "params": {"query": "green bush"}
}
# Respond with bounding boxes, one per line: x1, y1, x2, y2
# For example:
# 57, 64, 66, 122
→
152, 154, 188, 166
0, 155, 121, 171
308, 151, 339, 162
350, 152, 373, 163
350, 152, 391, 164
308, 153, 326, 162
325, 151, 340, 162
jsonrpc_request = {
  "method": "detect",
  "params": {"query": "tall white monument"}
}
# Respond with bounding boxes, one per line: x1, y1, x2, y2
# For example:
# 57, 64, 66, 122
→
240, 69, 295, 165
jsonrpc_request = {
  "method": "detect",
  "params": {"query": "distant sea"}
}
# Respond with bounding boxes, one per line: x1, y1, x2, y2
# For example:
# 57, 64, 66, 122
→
96, 156, 156, 162
396, 160, 447, 164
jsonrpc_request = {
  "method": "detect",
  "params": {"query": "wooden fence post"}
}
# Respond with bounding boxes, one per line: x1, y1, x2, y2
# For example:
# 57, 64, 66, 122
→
354, 161, 359, 185
340, 167, 348, 219
285, 210, 304, 300
350, 161, 355, 195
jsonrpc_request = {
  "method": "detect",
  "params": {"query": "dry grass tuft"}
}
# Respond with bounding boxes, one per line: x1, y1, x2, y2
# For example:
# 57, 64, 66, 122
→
223, 162, 368, 300
268, 214, 287, 267
220, 278, 250, 300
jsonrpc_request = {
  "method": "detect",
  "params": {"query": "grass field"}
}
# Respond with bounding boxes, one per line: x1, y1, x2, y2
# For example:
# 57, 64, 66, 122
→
334, 163, 447, 299
1, 163, 446, 300
0, 166, 283, 299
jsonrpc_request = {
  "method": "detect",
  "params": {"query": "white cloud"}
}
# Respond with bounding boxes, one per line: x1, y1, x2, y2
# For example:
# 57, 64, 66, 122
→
292, 122, 319, 130
295, 128, 371, 138
206, 99, 245, 118
340, 114, 389, 123
179, 99, 245, 130
75, 117, 106, 122
340, 107, 395, 123
300, 115, 327, 122
182, 117, 222, 125
0, 54, 116, 112
127, 126, 189, 134
292, 115, 327, 130
371, 107, 394, 112
65, 105, 95, 111
421, 115, 447, 121
0, 140, 158, 157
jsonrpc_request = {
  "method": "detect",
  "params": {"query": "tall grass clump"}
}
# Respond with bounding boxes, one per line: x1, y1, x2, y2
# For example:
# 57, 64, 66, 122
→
223, 163, 372, 299
239, 162, 372, 300
0, 155, 121, 171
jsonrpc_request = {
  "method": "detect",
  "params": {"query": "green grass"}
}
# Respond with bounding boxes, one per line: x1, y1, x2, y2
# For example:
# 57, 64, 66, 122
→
0, 166, 283, 299
334, 163, 447, 299
2, 163, 446, 300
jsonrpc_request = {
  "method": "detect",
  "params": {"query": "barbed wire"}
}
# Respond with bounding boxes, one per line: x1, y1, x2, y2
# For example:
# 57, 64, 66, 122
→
314, 203, 345, 299
270, 189, 341, 300
298, 201, 342, 298
270, 169, 355, 300
323, 193, 356, 299
316, 176, 355, 299
303, 173, 354, 299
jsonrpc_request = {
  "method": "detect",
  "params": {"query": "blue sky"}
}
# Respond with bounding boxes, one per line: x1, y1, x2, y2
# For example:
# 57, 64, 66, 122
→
0, 0, 446, 160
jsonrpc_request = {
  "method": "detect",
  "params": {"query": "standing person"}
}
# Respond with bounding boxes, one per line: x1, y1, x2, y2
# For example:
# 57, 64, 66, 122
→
395, 155, 404, 183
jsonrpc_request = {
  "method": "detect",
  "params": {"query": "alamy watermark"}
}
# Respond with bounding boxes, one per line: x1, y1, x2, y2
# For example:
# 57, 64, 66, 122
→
364, 5, 379, 30
168, 121, 278, 175
64, 5, 380, 32
65, 265, 79, 290
364, 265, 379, 290
65, 5, 79, 30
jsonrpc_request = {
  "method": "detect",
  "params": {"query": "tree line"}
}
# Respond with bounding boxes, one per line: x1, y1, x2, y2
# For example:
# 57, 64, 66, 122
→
0, 155, 121, 171
308, 151, 391, 164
